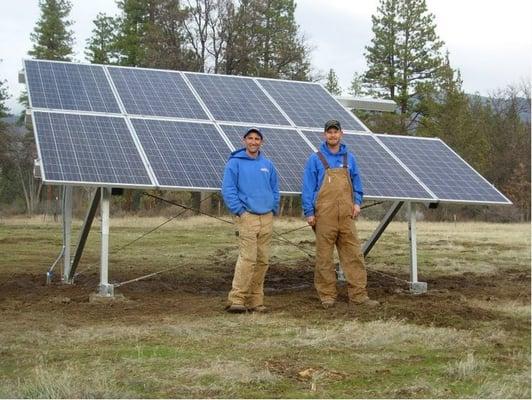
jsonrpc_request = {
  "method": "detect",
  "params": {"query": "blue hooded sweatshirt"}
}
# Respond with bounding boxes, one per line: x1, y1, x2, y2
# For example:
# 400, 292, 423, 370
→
301, 141, 364, 217
222, 148, 280, 216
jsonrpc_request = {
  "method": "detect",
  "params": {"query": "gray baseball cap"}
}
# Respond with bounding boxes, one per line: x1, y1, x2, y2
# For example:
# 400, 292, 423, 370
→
324, 119, 341, 131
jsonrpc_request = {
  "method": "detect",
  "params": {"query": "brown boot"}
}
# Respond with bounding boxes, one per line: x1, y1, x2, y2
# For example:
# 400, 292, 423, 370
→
225, 304, 247, 313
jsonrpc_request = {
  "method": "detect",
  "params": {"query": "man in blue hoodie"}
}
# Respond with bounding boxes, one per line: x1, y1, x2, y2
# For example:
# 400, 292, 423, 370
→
302, 120, 378, 310
222, 128, 280, 313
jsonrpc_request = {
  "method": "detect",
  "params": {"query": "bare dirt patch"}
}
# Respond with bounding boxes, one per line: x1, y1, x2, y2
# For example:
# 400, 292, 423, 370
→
0, 255, 529, 332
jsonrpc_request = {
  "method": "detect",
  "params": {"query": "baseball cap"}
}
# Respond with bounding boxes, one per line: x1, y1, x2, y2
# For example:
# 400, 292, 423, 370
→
244, 128, 263, 139
324, 119, 341, 131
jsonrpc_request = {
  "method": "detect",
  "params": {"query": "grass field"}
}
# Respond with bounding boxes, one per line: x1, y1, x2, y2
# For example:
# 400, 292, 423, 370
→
0, 215, 530, 398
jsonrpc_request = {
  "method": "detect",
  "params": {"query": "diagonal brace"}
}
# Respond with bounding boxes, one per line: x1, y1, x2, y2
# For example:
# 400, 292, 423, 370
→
363, 201, 404, 257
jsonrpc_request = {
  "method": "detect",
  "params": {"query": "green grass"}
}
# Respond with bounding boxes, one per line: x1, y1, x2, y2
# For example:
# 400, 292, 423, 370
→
0, 216, 530, 398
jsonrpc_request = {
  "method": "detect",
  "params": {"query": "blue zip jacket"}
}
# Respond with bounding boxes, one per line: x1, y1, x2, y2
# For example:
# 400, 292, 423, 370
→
222, 148, 280, 216
301, 141, 364, 217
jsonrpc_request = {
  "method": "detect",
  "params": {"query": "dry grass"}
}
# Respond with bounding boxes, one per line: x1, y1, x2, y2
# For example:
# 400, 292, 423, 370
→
445, 352, 486, 380
0, 217, 529, 398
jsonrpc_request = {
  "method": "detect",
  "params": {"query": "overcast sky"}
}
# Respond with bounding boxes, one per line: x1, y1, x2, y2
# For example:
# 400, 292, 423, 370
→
1, 0, 530, 113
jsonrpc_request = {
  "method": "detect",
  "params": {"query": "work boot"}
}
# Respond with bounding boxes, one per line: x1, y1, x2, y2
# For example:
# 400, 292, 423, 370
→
248, 305, 268, 313
321, 300, 335, 309
225, 304, 247, 313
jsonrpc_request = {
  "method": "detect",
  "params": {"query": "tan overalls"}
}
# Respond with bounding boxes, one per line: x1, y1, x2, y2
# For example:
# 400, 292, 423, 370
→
227, 212, 273, 308
314, 152, 369, 303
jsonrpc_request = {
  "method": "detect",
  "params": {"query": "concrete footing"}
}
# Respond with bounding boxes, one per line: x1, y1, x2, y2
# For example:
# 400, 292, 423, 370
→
409, 281, 428, 294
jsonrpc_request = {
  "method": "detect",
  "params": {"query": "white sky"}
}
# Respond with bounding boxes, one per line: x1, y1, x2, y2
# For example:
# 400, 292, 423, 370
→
1, 0, 530, 113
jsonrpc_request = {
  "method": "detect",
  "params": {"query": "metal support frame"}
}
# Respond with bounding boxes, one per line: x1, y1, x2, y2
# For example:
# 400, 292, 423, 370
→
98, 187, 114, 296
67, 187, 101, 282
407, 202, 427, 294
61, 186, 73, 282
362, 201, 404, 257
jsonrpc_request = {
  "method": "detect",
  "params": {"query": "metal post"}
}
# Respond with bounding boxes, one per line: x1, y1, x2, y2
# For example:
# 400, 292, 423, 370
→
68, 188, 101, 282
62, 186, 73, 283
99, 187, 114, 296
408, 202, 427, 294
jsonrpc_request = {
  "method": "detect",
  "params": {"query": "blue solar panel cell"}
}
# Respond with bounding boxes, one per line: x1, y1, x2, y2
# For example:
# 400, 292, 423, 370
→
25, 60, 120, 113
131, 119, 231, 188
185, 73, 290, 125
108, 67, 208, 119
33, 112, 153, 186
258, 79, 366, 131
377, 135, 511, 204
221, 125, 314, 193
302, 130, 434, 200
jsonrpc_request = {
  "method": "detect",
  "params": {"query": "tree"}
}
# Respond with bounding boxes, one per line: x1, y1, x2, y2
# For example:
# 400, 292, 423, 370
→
324, 68, 341, 96
110, 0, 199, 70
364, 0, 444, 133
85, 13, 120, 64
222, 0, 311, 80
348, 72, 364, 97
29, 0, 74, 60
0, 70, 11, 167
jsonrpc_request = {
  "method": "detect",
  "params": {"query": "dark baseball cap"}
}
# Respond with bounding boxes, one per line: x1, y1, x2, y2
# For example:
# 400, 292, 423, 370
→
244, 127, 263, 139
324, 119, 341, 131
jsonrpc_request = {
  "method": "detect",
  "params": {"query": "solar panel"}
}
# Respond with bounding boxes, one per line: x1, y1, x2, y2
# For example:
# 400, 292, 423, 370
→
25, 60, 120, 113
131, 119, 231, 189
185, 73, 290, 125
108, 67, 208, 119
220, 125, 314, 193
258, 79, 366, 131
377, 135, 511, 204
32, 111, 153, 186
302, 130, 435, 200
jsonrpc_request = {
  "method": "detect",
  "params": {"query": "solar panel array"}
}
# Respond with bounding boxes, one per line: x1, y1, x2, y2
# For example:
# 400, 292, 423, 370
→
25, 59, 511, 204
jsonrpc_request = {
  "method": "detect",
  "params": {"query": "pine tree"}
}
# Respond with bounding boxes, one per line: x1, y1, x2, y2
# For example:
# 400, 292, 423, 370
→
324, 69, 341, 96
364, 0, 444, 133
85, 13, 120, 64
223, 0, 310, 80
0, 75, 9, 119
29, 0, 74, 60
348, 72, 364, 97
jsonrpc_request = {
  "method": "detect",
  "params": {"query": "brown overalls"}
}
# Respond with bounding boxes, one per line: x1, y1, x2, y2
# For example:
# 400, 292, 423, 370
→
314, 152, 369, 303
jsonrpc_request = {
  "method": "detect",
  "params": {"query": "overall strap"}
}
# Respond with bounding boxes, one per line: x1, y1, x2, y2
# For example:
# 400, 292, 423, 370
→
342, 153, 348, 168
316, 152, 330, 169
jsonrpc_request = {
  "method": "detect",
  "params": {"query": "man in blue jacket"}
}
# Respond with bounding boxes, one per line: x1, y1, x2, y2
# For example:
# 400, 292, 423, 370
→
222, 128, 280, 313
302, 119, 378, 310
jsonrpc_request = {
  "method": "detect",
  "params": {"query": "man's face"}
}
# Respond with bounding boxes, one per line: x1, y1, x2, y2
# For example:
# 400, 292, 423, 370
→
243, 132, 263, 155
323, 127, 343, 146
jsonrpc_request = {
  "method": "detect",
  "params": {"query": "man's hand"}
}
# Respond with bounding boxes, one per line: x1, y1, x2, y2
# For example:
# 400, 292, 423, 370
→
307, 215, 316, 227
352, 204, 361, 219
